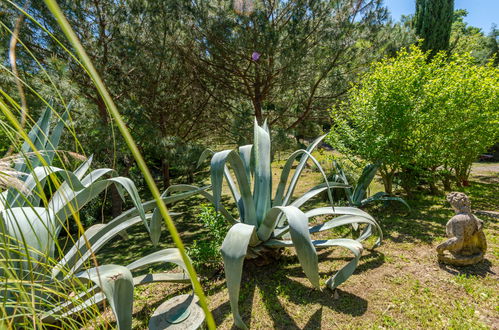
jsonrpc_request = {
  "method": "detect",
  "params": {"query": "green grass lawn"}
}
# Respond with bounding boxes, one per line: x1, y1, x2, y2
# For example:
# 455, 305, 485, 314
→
95, 161, 498, 329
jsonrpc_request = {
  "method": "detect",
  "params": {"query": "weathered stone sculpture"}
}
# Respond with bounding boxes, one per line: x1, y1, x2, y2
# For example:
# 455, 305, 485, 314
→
437, 192, 487, 265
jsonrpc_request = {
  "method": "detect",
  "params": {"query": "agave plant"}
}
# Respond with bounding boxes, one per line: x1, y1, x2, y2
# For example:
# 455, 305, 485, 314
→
332, 161, 410, 209
0, 110, 196, 329
165, 120, 382, 329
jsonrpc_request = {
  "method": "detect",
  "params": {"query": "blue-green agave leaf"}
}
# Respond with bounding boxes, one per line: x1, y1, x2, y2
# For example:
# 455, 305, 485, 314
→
253, 121, 271, 224
352, 164, 379, 204
221, 223, 257, 329
75, 264, 134, 330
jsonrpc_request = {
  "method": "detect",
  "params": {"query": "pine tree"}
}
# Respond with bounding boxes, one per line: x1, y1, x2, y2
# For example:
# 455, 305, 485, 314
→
414, 0, 454, 57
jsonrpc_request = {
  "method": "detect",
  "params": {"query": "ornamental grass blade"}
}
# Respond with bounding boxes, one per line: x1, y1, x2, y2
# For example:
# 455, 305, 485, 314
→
282, 206, 319, 288
253, 121, 271, 224
75, 264, 134, 330
221, 223, 257, 330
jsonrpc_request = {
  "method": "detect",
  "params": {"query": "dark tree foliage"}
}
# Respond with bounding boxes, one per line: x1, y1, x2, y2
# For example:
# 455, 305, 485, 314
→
175, 0, 389, 137
414, 0, 454, 57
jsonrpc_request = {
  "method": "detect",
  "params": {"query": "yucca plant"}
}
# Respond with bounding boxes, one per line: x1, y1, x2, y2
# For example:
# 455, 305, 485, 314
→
166, 120, 382, 329
0, 109, 199, 329
332, 161, 410, 209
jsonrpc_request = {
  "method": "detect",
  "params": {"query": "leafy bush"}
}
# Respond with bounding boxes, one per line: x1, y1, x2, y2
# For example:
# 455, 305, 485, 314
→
328, 46, 499, 193
188, 204, 229, 266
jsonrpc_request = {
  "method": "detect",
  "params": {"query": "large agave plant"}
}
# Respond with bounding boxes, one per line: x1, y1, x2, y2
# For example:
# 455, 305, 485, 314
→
0, 110, 195, 329
167, 120, 382, 329
332, 161, 410, 209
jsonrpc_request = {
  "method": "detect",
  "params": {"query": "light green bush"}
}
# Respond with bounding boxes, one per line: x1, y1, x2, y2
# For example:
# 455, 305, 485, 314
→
328, 46, 499, 193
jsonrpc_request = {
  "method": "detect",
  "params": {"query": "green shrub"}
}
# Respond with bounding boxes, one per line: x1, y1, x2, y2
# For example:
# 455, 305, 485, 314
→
328, 46, 499, 193
188, 204, 228, 266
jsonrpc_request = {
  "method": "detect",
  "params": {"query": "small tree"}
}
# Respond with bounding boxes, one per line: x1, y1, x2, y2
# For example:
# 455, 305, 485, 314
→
327, 46, 499, 194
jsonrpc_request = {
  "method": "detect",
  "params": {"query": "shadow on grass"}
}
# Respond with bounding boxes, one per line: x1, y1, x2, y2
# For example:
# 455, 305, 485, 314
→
438, 259, 495, 278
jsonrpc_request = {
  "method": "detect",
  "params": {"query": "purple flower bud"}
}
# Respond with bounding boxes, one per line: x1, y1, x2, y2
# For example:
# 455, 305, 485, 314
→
252, 52, 261, 61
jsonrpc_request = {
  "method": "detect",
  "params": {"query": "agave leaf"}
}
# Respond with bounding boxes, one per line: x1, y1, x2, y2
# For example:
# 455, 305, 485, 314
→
160, 184, 236, 225
282, 206, 320, 288
253, 121, 271, 224
332, 160, 349, 185
55, 215, 149, 278
277, 134, 327, 206
320, 239, 363, 290
48, 167, 114, 213
305, 206, 382, 246
50, 176, 147, 237
262, 118, 269, 134
126, 248, 188, 274
0, 207, 53, 268
44, 106, 69, 165
132, 272, 190, 285
273, 181, 348, 234
223, 166, 244, 218
256, 207, 285, 241
221, 223, 257, 330
351, 164, 378, 204
73, 155, 93, 179
197, 148, 214, 168
15, 106, 52, 173
238, 145, 253, 180
108, 177, 147, 229
309, 214, 380, 244
361, 192, 410, 210
291, 182, 350, 209
211, 150, 256, 226
265, 238, 363, 290
75, 264, 134, 330
9, 166, 86, 207
273, 149, 309, 207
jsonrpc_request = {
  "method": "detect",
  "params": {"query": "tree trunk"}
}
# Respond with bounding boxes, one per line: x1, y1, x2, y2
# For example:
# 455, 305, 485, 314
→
381, 172, 394, 195
110, 185, 123, 219
162, 159, 171, 188
442, 176, 452, 191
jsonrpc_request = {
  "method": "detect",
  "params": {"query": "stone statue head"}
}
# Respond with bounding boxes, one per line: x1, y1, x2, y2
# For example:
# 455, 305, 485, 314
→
447, 192, 471, 213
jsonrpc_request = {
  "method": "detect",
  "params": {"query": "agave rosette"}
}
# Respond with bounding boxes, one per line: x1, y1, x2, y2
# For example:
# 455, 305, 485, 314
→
166, 119, 383, 329
0, 109, 194, 329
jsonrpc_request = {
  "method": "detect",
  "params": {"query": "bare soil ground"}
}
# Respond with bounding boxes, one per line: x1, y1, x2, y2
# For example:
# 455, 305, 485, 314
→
97, 162, 498, 329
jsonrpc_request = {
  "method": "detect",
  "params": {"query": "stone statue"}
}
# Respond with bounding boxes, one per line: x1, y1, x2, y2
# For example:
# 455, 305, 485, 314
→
437, 192, 487, 266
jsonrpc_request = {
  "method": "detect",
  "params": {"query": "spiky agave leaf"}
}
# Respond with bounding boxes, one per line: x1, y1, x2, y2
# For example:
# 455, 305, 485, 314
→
351, 163, 379, 205
220, 223, 257, 330
75, 265, 134, 330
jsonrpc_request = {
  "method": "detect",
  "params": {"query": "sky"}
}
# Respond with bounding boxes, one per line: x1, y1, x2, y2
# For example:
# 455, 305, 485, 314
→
384, 0, 498, 34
